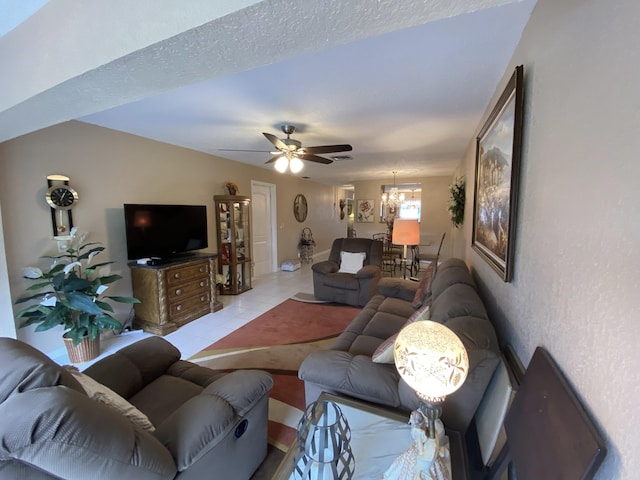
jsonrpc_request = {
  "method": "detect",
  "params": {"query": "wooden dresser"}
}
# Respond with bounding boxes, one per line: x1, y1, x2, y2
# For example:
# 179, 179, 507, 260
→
130, 255, 223, 335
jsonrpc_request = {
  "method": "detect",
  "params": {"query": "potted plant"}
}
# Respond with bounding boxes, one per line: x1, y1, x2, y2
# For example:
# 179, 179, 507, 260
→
15, 228, 140, 362
448, 177, 465, 228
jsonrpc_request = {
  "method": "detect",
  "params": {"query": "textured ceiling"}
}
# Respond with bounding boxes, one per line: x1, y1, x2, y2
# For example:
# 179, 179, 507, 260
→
0, 0, 537, 185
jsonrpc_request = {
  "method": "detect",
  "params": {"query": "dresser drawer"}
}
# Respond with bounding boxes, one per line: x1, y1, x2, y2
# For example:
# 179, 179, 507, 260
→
166, 261, 210, 286
167, 277, 210, 301
168, 291, 211, 320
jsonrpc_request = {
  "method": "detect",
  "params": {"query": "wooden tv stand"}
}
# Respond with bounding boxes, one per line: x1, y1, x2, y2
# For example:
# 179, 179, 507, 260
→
129, 254, 223, 335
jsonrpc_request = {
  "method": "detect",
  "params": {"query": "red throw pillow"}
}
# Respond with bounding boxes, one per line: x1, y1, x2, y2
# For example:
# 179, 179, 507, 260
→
412, 262, 435, 308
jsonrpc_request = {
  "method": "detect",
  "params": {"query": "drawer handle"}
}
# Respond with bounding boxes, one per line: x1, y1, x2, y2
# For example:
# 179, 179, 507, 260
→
174, 273, 180, 279
175, 288, 182, 296
176, 305, 182, 312
199, 267, 205, 273
200, 296, 206, 302
199, 281, 205, 287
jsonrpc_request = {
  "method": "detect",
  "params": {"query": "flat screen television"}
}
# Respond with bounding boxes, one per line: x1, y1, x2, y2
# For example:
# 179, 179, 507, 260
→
123, 204, 208, 260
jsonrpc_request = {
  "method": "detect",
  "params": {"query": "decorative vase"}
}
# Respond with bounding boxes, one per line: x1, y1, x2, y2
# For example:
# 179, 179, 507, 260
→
63, 335, 100, 363
227, 187, 236, 195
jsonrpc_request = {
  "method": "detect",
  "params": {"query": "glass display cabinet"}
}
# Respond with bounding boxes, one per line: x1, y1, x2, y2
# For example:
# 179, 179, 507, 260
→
214, 195, 252, 295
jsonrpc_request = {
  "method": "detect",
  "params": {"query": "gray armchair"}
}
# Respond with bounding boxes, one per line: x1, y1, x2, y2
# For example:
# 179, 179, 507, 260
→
0, 336, 273, 480
312, 238, 383, 307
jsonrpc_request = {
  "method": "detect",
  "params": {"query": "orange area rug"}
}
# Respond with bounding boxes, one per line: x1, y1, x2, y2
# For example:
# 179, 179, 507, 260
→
188, 299, 360, 452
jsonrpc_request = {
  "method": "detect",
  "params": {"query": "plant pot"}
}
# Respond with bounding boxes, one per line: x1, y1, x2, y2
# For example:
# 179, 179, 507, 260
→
63, 335, 100, 363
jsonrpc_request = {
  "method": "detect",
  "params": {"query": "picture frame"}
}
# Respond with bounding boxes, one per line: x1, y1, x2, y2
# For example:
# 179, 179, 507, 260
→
356, 199, 375, 223
472, 65, 524, 282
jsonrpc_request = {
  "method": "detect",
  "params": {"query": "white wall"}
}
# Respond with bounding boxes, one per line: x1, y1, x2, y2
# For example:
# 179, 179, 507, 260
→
461, 0, 639, 478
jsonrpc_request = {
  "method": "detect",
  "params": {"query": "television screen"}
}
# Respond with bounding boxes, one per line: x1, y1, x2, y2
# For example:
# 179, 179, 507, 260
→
123, 204, 208, 260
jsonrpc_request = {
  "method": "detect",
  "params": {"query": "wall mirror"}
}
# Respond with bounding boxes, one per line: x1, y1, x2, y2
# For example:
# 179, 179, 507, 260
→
294, 194, 308, 222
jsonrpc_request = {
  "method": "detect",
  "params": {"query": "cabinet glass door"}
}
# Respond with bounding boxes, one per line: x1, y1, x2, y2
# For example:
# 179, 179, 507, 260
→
215, 195, 251, 295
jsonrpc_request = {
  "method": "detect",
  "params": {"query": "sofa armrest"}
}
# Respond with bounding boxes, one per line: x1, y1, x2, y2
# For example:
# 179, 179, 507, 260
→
299, 350, 400, 407
84, 337, 181, 399
355, 264, 381, 279
376, 277, 418, 303
153, 370, 273, 471
312, 260, 339, 275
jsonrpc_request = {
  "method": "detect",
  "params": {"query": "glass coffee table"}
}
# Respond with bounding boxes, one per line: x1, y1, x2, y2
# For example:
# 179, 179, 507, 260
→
272, 392, 467, 479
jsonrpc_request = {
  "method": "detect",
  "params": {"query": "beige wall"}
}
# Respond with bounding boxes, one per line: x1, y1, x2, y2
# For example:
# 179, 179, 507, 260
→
352, 175, 455, 258
0, 120, 346, 353
460, 0, 638, 478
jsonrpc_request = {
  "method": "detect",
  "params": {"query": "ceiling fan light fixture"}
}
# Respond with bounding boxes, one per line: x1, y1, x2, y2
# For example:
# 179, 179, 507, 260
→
274, 156, 289, 173
290, 157, 304, 173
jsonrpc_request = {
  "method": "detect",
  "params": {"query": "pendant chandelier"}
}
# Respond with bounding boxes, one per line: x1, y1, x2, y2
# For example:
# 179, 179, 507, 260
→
381, 171, 405, 209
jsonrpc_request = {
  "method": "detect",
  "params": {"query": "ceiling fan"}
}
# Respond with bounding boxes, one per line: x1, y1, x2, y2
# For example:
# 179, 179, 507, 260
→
220, 124, 352, 173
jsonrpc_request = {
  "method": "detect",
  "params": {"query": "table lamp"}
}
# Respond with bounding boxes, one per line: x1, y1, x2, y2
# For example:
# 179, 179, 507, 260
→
392, 219, 419, 278
393, 320, 469, 439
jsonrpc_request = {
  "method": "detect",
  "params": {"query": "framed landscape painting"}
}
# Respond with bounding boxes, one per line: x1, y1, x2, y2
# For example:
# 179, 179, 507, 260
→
356, 199, 375, 222
472, 65, 524, 282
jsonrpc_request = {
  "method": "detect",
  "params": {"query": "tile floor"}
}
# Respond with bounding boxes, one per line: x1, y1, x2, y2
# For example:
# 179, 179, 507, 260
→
49, 258, 318, 369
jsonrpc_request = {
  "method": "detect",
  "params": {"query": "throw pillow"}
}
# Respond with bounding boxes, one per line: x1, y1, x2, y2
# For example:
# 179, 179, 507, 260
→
64, 366, 155, 432
412, 262, 436, 308
338, 251, 367, 274
372, 303, 431, 364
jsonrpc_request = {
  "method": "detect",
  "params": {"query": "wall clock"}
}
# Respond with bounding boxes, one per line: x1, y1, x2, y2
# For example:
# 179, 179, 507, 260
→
45, 174, 78, 237
293, 194, 308, 222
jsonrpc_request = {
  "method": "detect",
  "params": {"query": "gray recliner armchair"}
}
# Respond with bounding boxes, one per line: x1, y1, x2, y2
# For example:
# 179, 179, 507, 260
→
312, 237, 383, 307
0, 336, 273, 480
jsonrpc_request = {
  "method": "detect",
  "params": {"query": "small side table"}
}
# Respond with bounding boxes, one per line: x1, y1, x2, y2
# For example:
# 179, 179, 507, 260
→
273, 393, 467, 479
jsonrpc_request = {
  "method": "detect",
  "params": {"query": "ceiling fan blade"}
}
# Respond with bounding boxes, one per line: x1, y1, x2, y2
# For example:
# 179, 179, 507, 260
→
263, 132, 288, 151
298, 153, 334, 164
264, 156, 283, 165
218, 148, 272, 153
302, 144, 353, 155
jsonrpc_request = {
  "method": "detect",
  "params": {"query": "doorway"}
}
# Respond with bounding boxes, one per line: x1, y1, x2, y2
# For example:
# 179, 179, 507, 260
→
251, 181, 278, 277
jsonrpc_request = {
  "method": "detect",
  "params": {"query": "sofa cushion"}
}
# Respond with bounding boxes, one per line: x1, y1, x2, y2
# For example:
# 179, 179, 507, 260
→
430, 258, 477, 299
130, 375, 204, 427
318, 272, 360, 291
65, 367, 155, 432
84, 336, 182, 399
430, 284, 489, 323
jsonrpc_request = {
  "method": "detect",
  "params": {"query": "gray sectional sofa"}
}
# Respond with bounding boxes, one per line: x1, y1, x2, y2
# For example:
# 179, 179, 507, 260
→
299, 257, 500, 433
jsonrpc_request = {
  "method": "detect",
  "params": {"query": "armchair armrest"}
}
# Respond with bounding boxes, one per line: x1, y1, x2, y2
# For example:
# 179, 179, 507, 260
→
376, 277, 419, 303
312, 260, 339, 275
355, 264, 381, 279
153, 370, 273, 471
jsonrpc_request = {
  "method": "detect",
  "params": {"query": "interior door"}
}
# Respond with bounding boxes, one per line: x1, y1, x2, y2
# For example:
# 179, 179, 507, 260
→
251, 182, 276, 276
